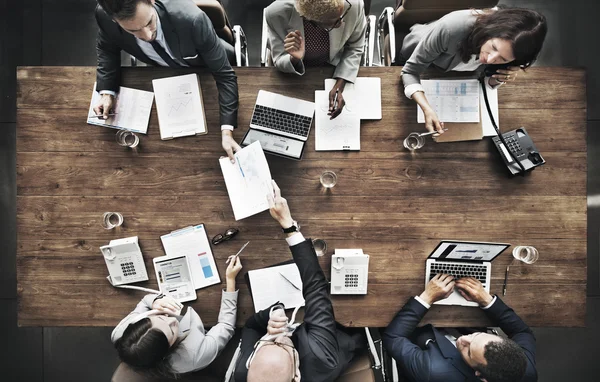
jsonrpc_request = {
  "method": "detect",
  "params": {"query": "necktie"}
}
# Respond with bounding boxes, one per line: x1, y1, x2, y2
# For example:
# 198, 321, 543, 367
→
150, 40, 182, 68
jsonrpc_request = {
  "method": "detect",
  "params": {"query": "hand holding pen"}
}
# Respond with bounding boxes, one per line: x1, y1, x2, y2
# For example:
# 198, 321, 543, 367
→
328, 79, 347, 119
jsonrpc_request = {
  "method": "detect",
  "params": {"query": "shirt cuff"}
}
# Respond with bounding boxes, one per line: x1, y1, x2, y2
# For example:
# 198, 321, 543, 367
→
481, 296, 497, 310
414, 295, 431, 309
99, 90, 117, 97
285, 232, 305, 247
221, 125, 235, 131
404, 83, 425, 99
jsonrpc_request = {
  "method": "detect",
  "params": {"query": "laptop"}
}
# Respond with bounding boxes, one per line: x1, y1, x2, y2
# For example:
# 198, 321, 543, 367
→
425, 240, 510, 307
241, 90, 315, 160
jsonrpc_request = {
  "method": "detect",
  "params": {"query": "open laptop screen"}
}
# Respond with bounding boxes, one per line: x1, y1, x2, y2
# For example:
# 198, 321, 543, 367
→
429, 241, 510, 262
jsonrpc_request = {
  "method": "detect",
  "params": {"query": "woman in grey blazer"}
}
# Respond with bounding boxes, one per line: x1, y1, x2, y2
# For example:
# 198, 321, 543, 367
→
400, 7, 547, 135
111, 256, 243, 378
265, 0, 366, 118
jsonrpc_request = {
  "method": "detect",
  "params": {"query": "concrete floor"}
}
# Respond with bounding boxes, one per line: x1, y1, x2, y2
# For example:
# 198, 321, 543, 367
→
2, 0, 599, 380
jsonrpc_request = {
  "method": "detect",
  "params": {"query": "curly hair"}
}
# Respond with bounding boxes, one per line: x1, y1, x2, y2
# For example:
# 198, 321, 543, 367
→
475, 338, 528, 382
294, 0, 345, 22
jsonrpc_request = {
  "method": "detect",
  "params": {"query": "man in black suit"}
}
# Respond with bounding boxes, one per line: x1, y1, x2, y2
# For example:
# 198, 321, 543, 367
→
94, 0, 241, 161
383, 274, 537, 382
233, 180, 364, 382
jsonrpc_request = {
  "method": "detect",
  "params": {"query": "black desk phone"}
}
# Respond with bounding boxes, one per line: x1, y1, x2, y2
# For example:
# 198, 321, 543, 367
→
480, 67, 545, 175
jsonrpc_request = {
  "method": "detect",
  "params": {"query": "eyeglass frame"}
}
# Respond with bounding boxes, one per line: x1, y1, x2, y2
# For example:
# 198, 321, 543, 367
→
246, 338, 299, 381
211, 227, 239, 245
310, 0, 352, 32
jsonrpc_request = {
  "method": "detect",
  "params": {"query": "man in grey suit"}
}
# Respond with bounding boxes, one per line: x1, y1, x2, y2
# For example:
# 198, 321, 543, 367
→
94, 0, 241, 161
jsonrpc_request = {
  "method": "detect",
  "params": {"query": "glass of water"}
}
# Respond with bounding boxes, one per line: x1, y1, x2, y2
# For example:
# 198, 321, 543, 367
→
312, 238, 328, 257
116, 130, 139, 148
320, 171, 337, 188
403, 132, 425, 150
512, 246, 539, 264
102, 212, 124, 229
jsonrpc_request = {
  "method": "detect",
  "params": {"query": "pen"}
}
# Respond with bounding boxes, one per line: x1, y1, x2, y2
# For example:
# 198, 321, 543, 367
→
419, 128, 448, 137
237, 159, 245, 178
226, 241, 250, 264
332, 89, 339, 111
90, 113, 117, 119
503, 264, 510, 296
279, 272, 301, 291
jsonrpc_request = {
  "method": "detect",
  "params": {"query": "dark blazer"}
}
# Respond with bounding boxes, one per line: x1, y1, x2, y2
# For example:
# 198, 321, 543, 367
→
234, 239, 359, 382
95, 0, 239, 126
383, 297, 537, 382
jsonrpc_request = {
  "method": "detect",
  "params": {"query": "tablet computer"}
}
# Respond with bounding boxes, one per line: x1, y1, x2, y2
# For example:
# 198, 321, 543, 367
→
153, 255, 197, 303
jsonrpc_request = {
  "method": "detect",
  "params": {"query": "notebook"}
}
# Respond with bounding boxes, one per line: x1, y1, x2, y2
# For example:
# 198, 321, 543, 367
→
152, 74, 207, 140
247, 263, 305, 313
160, 224, 220, 290
87, 83, 154, 134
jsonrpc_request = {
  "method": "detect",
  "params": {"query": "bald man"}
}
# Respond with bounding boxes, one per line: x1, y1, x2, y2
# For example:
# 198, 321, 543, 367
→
233, 181, 365, 382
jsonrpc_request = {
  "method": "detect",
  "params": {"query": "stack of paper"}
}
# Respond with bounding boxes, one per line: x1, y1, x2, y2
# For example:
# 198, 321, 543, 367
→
324, 77, 382, 120
160, 224, 220, 290
314, 90, 361, 150
247, 263, 305, 313
417, 79, 480, 123
87, 84, 154, 134
219, 141, 273, 221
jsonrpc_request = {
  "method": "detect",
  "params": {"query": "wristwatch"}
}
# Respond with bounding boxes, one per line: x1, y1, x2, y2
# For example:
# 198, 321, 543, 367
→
282, 220, 300, 234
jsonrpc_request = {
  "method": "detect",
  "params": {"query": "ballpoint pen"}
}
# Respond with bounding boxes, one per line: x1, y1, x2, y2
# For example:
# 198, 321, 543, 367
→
503, 264, 510, 296
226, 241, 250, 264
419, 128, 448, 137
332, 89, 339, 112
90, 113, 118, 118
279, 272, 301, 291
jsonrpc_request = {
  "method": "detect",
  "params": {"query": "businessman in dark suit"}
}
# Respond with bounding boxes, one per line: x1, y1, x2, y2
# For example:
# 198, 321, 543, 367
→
94, 0, 241, 161
383, 275, 537, 382
233, 180, 364, 382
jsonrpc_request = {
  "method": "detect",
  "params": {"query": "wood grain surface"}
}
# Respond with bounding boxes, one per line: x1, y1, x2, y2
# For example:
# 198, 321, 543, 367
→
16, 66, 587, 327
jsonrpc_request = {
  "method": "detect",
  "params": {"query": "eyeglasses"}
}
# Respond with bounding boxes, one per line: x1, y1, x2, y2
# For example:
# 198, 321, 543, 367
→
211, 228, 239, 245
246, 338, 299, 381
313, 0, 352, 32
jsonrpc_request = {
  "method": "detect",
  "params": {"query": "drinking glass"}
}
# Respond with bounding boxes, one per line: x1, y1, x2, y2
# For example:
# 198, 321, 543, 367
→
102, 212, 124, 229
512, 246, 539, 264
404, 164, 423, 180
403, 132, 425, 150
312, 239, 328, 257
116, 130, 139, 148
320, 171, 337, 188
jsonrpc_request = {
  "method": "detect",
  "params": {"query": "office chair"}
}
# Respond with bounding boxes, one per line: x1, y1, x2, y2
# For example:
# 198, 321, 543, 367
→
335, 327, 393, 382
376, 0, 499, 66
130, 0, 248, 67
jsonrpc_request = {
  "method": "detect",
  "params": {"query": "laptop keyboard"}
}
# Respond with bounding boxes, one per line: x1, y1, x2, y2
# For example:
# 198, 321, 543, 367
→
429, 262, 488, 284
251, 104, 312, 138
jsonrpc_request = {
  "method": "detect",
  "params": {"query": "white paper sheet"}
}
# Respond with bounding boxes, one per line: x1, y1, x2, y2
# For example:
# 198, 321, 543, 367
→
480, 83, 500, 137
324, 77, 382, 120
87, 83, 154, 134
417, 79, 480, 123
160, 224, 220, 290
219, 141, 273, 221
152, 74, 207, 139
314, 90, 361, 151
248, 263, 305, 313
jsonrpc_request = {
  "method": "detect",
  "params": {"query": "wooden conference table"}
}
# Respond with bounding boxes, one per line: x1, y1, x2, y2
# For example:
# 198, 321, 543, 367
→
16, 66, 586, 328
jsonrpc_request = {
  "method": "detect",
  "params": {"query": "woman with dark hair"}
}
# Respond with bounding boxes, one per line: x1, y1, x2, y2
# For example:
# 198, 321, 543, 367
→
111, 256, 243, 378
399, 7, 547, 135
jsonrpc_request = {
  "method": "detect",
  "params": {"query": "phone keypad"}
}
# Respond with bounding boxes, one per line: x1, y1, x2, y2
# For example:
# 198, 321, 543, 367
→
345, 273, 359, 288
121, 261, 137, 277
504, 135, 522, 155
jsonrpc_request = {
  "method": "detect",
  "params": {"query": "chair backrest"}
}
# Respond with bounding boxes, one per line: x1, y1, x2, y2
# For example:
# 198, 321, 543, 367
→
394, 0, 499, 31
363, 0, 372, 15
194, 0, 234, 44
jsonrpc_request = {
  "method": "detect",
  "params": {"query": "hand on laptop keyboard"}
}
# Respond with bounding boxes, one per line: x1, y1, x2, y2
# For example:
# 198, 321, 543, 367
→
419, 274, 455, 305
455, 277, 494, 307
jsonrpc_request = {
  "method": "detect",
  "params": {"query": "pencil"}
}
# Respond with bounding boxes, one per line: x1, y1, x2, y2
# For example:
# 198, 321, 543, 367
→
503, 265, 510, 296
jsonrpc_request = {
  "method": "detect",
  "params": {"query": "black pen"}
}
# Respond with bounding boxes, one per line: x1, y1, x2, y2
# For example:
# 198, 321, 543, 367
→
503, 264, 510, 296
332, 89, 339, 111
90, 113, 117, 119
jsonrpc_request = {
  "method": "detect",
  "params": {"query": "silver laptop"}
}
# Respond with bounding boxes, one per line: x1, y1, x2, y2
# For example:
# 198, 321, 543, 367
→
425, 240, 510, 307
241, 90, 315, 160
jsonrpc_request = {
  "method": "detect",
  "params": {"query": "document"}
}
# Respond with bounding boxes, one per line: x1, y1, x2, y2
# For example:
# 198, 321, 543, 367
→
247, 263, 305, 313
324, 77, 382, 120
417, 79, 480, 123
153, 255, 197, 303
160, 224, 220, 290
219, 141, 273, 221
152, 73, 207, 140
314, 90, 361, 151
87, 83, 154, 134
480, 83, 500, 137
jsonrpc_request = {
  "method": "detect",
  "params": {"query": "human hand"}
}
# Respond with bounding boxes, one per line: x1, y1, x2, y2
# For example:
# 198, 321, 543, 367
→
419, 274, 455, 305
423, 108, 445, 137
284, 30, 305, 61
455, 277, 494, 307
225, 256, 243, 281
266, 180, 294, 229
152, 295, 183, 316
222, 130, 241, 163
267, 308, 289, 336
492, 66, 520, 84
93, 94, 115, 119
328, 79, 347, 119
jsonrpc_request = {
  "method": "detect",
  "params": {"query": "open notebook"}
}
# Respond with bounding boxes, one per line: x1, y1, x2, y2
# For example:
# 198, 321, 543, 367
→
247, 263, 304, 313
